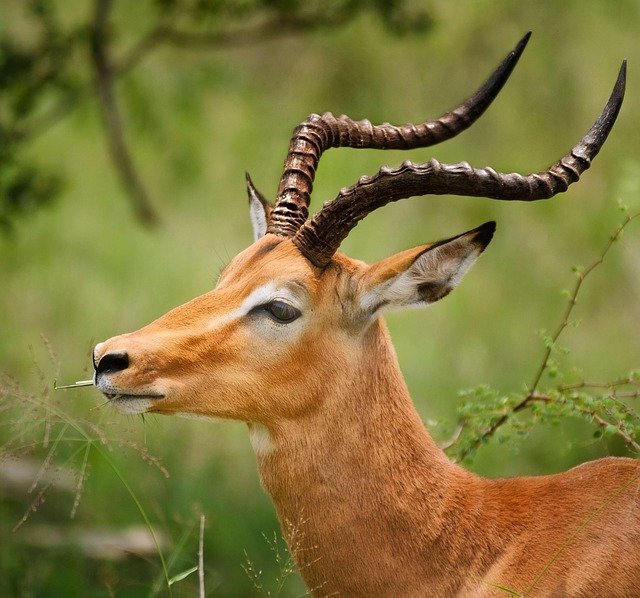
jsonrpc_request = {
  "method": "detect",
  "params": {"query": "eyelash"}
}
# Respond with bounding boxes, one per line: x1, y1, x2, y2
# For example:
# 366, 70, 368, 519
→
252, 300, 301, 323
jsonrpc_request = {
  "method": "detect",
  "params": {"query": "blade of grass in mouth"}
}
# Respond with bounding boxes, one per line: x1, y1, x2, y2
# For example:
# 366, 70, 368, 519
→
54, 379, 94, 390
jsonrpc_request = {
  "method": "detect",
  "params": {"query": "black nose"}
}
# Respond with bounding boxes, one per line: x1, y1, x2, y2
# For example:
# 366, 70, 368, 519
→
95, 351, 129, 375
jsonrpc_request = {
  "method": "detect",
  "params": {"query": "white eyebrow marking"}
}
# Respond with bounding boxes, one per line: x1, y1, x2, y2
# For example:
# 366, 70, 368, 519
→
207, 283, 302, 330
239, 283, 280, 315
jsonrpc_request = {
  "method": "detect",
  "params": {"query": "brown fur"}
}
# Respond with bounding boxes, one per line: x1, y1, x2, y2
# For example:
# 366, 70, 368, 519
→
95, 234, 640, 596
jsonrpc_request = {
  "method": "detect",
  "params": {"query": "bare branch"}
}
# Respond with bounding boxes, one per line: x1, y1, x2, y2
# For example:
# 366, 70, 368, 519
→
90, 0, 158, 226
559, 377, 639, 391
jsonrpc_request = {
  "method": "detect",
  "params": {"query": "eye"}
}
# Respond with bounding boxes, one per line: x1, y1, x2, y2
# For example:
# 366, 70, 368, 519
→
260, 300, 301, 323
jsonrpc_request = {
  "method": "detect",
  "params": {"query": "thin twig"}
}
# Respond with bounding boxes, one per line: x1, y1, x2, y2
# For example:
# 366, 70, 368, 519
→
559, 377, 638, 391
439, 422, 464, 451
590, 412, 640, 452
529, 392, 640, 453
611, 391, 640, 399
527, 211, 639, 398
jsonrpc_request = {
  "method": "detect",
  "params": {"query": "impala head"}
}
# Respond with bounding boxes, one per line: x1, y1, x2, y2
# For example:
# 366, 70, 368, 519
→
93, 34, 625, 427
93, 222, 495, 420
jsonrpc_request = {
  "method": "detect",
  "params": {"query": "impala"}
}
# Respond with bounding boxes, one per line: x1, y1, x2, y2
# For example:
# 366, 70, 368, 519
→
93, 34, 639, 596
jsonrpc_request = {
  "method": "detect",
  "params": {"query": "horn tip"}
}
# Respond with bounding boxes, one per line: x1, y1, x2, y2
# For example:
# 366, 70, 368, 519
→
605, 59, 627, 117
616, 60, 627, 95
518, 31, 532, 49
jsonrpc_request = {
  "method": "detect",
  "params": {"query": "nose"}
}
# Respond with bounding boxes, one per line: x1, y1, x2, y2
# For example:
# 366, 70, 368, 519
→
94, 351, 130, 375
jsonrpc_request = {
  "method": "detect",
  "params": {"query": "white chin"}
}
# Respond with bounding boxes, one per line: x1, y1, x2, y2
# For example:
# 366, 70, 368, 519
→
111, 396, 156, 414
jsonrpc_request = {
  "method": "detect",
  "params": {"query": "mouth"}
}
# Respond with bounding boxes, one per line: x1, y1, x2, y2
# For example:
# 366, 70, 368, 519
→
103, 392, 164, 400
103, 392, 165, 414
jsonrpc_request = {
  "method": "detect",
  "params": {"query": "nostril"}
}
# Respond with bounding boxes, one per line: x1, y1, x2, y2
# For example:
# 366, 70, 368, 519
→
95, 351, 129, 375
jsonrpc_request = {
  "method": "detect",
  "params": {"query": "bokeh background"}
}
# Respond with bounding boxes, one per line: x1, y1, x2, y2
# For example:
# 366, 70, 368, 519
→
2, 0, 639, 595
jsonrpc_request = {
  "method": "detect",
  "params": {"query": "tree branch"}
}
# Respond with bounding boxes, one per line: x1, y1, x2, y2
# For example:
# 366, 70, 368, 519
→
532, 392, 640, 453
90, 0, 158, 226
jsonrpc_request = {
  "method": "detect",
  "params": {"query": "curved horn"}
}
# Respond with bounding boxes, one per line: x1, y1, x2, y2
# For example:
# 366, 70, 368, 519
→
294, 61, 626, 267
267, 32, 532, 237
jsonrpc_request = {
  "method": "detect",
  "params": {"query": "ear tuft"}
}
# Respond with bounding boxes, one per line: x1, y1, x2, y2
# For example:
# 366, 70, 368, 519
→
246, 172, 272, 241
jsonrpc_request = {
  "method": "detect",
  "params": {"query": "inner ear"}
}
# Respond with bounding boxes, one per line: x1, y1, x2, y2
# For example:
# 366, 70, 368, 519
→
358, 221, 496, 316
246, 173, 272, 241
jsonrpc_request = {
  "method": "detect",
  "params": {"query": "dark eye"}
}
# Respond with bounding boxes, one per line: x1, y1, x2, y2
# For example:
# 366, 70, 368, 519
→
261, 300, 301, 323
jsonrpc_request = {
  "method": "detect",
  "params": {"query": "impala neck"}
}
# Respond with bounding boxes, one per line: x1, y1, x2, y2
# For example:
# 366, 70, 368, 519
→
251, 319, 487, 595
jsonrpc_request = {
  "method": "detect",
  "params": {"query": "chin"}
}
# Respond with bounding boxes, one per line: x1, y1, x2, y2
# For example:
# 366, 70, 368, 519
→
109, 395, 160, 414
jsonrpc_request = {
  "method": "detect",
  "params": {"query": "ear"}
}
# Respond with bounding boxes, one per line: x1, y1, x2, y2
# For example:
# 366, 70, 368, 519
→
358, 221, 496, 316
246, 172, 272, 241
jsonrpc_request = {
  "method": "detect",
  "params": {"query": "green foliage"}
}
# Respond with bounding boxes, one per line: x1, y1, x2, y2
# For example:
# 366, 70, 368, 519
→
0, 152, 61, 230
0, 0, 81, 120
449, 375, 640, 464
0, 0, 76, 228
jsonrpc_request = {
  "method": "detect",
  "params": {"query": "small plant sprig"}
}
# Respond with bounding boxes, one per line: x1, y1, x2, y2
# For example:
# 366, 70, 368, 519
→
242, 531, 301, 597
242, 514, 316, 597
442, 206, 640, 463
0, 348, 178, 592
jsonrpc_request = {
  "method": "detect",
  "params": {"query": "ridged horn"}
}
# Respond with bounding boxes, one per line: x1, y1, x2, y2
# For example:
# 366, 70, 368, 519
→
266, 32, 532, 237
292, 61, 626, 267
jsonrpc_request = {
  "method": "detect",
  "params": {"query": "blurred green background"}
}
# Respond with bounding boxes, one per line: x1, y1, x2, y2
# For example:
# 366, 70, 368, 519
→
1, 0, 639, 595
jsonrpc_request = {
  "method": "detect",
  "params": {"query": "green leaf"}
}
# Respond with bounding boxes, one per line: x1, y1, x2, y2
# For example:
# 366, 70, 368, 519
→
168, 565, 198, 586
604, 424, 618, 437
